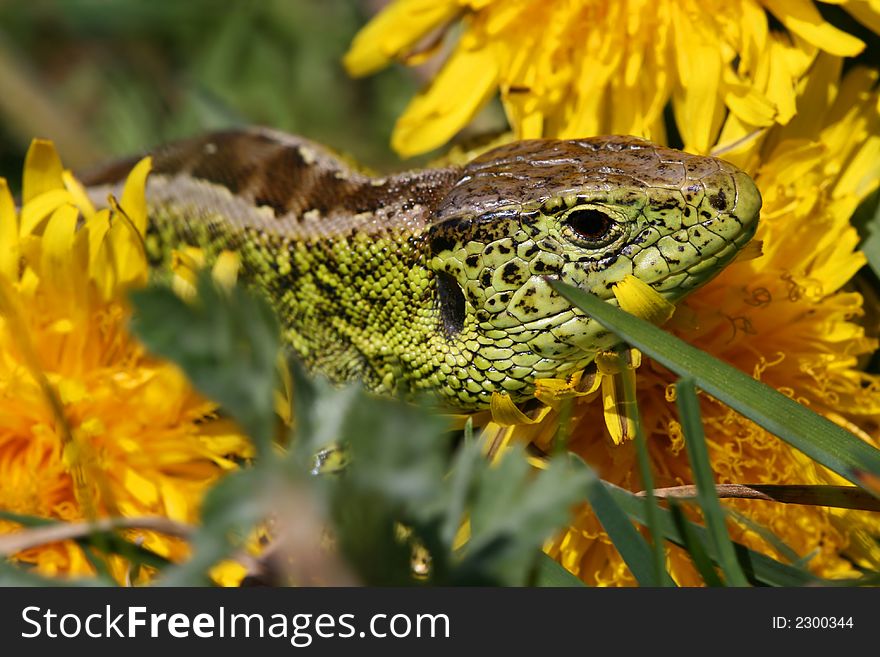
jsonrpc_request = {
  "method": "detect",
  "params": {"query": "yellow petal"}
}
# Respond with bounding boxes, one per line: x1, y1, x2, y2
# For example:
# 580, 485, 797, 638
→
489, 391, 548, 426
22, 139, 65, 203
392, 45, 499, 156
171, 246, 205, 300
612, 274, 675, 325
762, 0, 865, 56
123, 467, 159, 506
844, 0, 880, 34
600, 371, 636, 446
40, 203, 81, 296
62, 170, 96, 221
210, 560, 248, 588
120, 156, 152, 235
595, 349, 642, 445
212, 250, 241, 289
87, 209, 112, 275
722, 68, 778, 127
671, 7, 725, 153
19, 189, 73, 236
0, 179, 19, 279
343, 0, 460, 77
534, 371, 601, 408
732, 239, 765, 262
105, 215, 148, 290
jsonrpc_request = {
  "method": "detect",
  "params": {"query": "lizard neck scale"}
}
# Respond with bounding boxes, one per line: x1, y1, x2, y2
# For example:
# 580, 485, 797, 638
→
83, 129, 762, 410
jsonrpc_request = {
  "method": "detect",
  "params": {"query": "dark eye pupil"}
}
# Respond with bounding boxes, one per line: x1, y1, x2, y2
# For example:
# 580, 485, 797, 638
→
567, 208, 612, 241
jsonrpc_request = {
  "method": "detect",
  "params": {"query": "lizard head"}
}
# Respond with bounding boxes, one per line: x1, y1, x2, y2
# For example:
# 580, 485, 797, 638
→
424, 136, 761, 405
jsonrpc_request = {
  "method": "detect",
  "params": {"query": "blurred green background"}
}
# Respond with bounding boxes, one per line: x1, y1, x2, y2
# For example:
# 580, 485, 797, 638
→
0, 0, 424, 190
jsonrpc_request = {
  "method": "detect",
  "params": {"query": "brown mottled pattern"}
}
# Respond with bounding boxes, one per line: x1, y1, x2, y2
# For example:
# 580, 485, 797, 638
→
83, 129, 761, 409
84, 127, 461, 240
435, 136, 743, 224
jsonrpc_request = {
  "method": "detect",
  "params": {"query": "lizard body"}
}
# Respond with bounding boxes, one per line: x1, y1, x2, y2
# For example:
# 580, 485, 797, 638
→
85, 128, 761, 410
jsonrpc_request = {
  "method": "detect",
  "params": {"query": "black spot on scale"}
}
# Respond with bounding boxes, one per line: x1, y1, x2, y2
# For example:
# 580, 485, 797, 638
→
700, 210, 712, 220
436, 272, 465, 339
480, 270, 492, 287
502, 262, 521, 283
465, 254, 480, 268
518, 211, 540, 225
430, 233, 457, 255
709, 189, 727, 211
651, 200, 680, 212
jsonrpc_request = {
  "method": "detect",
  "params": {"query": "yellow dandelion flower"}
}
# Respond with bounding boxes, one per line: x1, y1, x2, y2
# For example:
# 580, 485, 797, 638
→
0, 140, 253, 581
526, 65, 880, 585
345, 0, 879, 157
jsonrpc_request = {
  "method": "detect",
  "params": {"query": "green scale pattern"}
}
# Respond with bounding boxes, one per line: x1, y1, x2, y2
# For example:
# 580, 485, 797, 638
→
87, 129, 762, 410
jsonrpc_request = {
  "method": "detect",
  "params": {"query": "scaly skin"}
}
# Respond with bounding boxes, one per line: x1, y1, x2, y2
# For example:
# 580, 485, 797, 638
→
85, 128, 761, 410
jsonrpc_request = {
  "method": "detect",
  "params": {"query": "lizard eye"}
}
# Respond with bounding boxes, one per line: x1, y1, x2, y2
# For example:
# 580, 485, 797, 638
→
561, 205, 621, 247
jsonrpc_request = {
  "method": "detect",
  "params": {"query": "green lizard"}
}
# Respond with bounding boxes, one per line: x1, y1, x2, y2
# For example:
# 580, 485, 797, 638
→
85, 128, 761, 410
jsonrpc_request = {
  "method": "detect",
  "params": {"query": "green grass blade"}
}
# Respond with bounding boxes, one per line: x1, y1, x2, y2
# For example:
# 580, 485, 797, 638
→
676, 377, 750, 586
577, 459, 662, 586
534, 553, 587, 587
862, 230, 880, 280
668, 500, 724, 586
0, 510, 54, 527
551, 281, 880, 486
606, 483, 820, 586
616, 350, 675, 586
724, 507, 802, 564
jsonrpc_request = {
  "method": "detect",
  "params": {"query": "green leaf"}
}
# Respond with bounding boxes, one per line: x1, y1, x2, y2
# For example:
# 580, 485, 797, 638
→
305, 388, 454, 585
668, 500, 724, 587
439, 438, 483, 549
0, 510, 55, 527
576, 458, 662, 586
862, 231, 880, 280
676, 378, 749, 586
534, 552, 587, 587
462, 451, 591, 585
0, 561, 103, 587
725, 508, 802, 564
617, 348, 675, 586
302, 377, 591, 585
552, 281, 880, 486
158, 466, 268, 587
130, 274, 280, 455
607, 483, 820, 586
